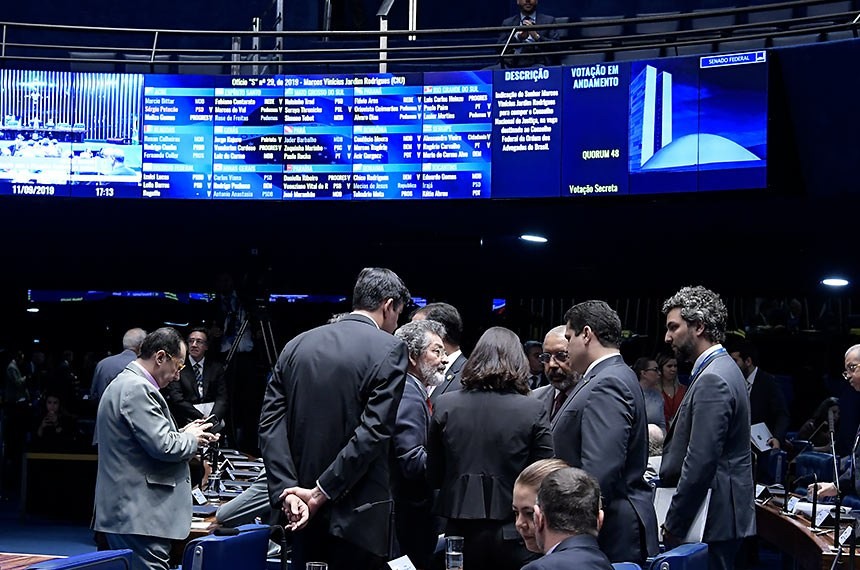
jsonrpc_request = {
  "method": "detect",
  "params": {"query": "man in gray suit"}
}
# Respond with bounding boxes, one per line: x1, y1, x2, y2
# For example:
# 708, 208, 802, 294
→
92, 327, 220, 570
90, 327, 146, 400
660, 286, 756, 570
554, 301, 658, 565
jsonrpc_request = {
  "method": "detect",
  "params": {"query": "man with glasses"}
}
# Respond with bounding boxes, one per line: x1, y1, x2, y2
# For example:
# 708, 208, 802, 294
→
808, 344, 860, 500
93, 327, 218, 570
554, 301, 658, 566
532, 326, 580, 421
164, 327, 228, 432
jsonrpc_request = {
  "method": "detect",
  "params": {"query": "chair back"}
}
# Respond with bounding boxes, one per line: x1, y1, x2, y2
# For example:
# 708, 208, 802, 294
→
181, 524, 270, 570
649, 542, 708, 570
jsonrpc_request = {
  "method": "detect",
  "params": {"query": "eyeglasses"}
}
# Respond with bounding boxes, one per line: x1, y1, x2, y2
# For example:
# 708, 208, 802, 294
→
538, 351, 569, 364
165, 351, 186, 372
843, 362, 860, 380
643, 367, 660, 373
427, 347, 448, 358
188, 338, 207, 346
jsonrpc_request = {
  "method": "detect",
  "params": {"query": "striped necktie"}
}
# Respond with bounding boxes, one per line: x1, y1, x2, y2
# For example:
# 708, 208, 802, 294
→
193, 363, 203, 398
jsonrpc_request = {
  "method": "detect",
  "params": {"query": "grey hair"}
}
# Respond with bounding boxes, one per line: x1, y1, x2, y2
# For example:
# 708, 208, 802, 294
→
845, 344, 860, 359
395, 320, 447, 361
662, 285, 727, 344
543, 325, 567, 343
122, 328, 147, 351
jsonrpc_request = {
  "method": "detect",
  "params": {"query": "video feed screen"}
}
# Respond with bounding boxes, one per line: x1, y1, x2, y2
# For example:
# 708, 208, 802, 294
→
0, 70, 144, 198
0, 53, 768, 201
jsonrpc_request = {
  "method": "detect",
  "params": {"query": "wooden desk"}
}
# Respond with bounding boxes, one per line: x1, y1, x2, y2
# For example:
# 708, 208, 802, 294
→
0, 551, 60, 570
756, 499, 860, 569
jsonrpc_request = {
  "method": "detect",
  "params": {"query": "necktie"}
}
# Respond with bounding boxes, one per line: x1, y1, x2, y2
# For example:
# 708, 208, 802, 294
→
193, 363, 203, 398
426, 397, 433, 415
551, 390, 568, 420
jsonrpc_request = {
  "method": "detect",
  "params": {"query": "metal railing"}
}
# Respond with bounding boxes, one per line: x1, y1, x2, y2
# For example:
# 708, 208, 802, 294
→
0, 0, 856, 74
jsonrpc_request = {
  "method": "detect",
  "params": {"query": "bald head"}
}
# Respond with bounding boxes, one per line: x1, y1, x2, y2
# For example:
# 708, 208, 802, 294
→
846, 345, 860, 359
543, 325, 566, 344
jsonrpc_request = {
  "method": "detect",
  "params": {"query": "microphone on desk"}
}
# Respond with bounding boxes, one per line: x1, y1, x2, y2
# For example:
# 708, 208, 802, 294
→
354, 499, 396, 561
812, 473, 820, 529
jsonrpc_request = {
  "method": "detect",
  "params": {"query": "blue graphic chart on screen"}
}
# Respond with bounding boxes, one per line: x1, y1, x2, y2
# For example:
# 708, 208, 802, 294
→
141, 74, 214, 199
697, 51, 768, 192
627, 57, 700, 195
561, 63, 631, 197
281, 75, 354, 200
491, 67, 564, 198
421, 71, 493, 199
212, 76, 285, 200
351, 74, 423, 199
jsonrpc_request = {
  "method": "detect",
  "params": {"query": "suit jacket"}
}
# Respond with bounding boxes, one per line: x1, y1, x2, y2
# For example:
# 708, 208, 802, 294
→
392, 374, 435, 566
429, 351, 466, 405
499, 12, 560, 68
659, 349, 756, 543
521, 534, 612, 570
749, 369, 790, 445
551, 354, 659, 563
92, 362, 198, 540
164, 358, 228, 427
427, 388, 553, 520
90, 349, 137, 400
532, 384, 554, 417
259, 313, 408, 558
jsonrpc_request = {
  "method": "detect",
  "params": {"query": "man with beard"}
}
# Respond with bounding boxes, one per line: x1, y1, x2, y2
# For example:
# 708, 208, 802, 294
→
532, 326, 579, 420
411, 302, 467, 404
660, 286, 755, 570
392, 319, 448, 568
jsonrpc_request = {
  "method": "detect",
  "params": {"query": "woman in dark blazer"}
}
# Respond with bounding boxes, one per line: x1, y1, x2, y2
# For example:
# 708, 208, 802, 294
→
427, 326, 554, 570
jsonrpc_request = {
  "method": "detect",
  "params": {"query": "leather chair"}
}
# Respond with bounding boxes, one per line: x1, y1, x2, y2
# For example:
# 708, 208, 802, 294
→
182, 524, 270, 570
648, 542, 708, 569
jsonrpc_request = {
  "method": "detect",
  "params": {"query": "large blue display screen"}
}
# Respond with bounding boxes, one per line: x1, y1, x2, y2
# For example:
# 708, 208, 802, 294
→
0, 52, 768, 200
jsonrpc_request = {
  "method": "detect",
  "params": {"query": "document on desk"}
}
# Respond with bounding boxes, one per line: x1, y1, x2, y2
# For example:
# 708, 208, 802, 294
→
751, 422, 774, 452
654, 488, 711, 543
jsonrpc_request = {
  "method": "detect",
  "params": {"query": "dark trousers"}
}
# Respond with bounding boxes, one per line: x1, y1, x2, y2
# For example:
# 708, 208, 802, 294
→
709, 538, 743, 570
444, 519, 538, 570
290, 519, 385, 570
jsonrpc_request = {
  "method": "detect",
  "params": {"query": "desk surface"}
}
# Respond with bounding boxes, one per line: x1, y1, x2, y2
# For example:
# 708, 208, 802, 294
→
0, 551, 60, 570
756, 499, 860, 570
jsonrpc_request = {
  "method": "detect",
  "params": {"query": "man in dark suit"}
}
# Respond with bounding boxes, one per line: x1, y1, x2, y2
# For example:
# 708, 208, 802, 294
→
259, 267, 410, 570
411, 302, 467, 404
90, 328, 147, 401
554, 300, 658, 565
499, 0, 560, 68
532, 326, 579, 420
660, 286, 756, 570
523, 467, 612, 570
164, 327, 228, 429
392, 319, 448, 569
728, 340, 790, 448
524, 340, 549, 390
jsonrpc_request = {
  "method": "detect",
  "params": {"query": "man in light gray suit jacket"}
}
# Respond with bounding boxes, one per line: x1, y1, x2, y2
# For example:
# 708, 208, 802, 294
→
660, 286, 755, 570
93, 327, 219, 570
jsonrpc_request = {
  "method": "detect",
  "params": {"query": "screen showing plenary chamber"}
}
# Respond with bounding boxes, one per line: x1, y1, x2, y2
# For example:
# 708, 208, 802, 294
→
0, 50, 768, 200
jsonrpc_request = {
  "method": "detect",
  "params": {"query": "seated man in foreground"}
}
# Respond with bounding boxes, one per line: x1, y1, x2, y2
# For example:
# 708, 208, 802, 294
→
523, 467, 612, 570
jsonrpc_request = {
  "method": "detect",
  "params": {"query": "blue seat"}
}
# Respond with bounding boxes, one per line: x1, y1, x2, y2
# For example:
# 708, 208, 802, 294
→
649, 542, 708, 569
182, 524, 270, 570
28, 549, 133, 569
795, 451, 837, 483
613, 563, 643, 570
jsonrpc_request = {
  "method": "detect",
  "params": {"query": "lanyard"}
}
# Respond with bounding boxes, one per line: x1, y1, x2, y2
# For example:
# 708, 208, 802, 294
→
690, 347, 727, 383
